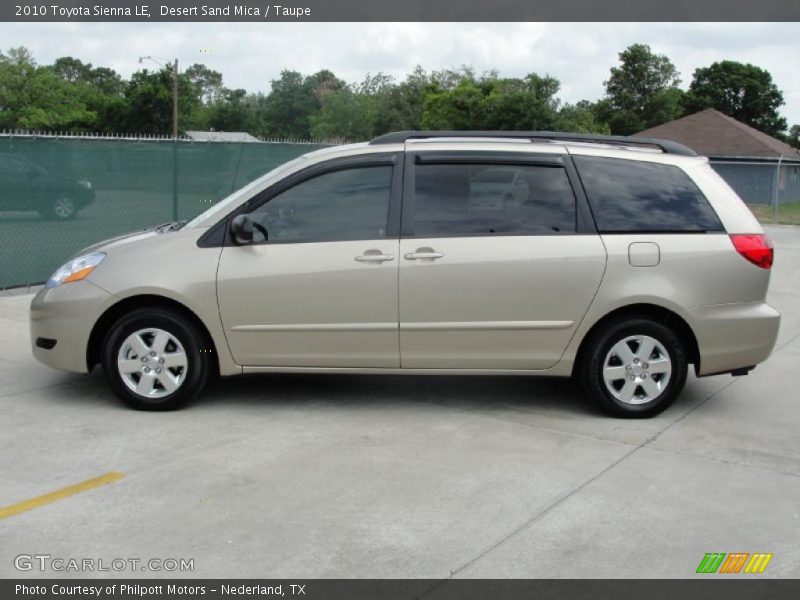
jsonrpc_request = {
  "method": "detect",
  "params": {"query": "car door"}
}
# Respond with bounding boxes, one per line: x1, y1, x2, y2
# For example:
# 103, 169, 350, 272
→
398, 150, 607, 370
216, 153, 403, 368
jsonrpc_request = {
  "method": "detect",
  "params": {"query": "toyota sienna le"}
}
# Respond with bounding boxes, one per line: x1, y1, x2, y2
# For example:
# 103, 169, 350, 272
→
30, 131, 780, 417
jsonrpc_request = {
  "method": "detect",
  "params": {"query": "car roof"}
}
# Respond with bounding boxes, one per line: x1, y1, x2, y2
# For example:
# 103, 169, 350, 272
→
298, 136, 707, 169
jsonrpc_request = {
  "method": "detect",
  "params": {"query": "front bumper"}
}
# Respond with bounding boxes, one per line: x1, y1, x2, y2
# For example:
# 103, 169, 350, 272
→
30, 280, 115, 373
690, 301, 781, 376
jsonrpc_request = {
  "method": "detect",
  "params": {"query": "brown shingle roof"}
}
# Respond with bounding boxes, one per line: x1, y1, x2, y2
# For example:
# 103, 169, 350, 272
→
635, 109, 800, 158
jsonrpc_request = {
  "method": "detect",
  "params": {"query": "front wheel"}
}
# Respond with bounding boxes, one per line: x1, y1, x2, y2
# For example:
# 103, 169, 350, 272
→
101, 308, 210, 410
43, 196, 78, 220
579, 317, 688, 418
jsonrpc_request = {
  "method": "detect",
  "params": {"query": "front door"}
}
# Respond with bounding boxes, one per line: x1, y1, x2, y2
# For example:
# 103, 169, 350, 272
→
217, 158, 402, 367
399, 153, 606, 370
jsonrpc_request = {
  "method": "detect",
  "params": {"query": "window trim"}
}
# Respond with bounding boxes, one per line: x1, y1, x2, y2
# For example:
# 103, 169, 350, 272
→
197, 152, 403, 248
401, 151, 596, 239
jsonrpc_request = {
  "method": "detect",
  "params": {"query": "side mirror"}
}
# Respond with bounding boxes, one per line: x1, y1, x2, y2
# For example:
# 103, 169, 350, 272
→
230, 214, 254, 245
231, 214, 267, 245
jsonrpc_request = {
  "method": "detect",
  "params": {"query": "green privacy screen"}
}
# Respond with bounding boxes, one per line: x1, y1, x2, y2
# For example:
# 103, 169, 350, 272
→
0, 136, 328, 288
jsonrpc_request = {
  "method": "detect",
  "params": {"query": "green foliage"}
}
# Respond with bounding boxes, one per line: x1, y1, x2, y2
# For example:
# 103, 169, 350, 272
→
0, 49, 97, 130
184, 63, 223, 104
683, 61, 787, 135
419, 70, 563, 131
114, 68, 203, 134
788, 125, 800, 149
555, 101, 611, 134
260, 69, 346, 139
601, 44, 684, 134
0, 45, 792, 142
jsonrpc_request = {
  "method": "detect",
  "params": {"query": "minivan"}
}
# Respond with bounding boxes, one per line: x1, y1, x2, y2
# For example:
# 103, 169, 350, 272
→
30, 131, 780, 417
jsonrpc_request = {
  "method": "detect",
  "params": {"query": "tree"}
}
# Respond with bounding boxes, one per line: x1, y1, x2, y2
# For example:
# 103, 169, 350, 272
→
184, 63, 223, 104
261, 70, 313, 138
683, 61, 787, 135
788, 125, 800, 149
556, 101, 611, 134
207, 88, 261, 133
420, 71, 563, 131
117, 67, 203, 134
0, 48, 97, 130
52, 56, 92, 82
601, 43, 683, 135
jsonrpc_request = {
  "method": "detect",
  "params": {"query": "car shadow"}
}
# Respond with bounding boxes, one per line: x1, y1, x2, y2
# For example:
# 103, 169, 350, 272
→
52, 368, 597, 416
197, 371, 597, 416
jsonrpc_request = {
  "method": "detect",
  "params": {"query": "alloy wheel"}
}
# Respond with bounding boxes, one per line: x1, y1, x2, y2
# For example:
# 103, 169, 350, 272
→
117, 328, 188, 399
602, 335, 672, 405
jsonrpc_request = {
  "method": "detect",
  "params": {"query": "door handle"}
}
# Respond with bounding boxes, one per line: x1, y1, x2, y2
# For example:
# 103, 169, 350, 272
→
354, 251, 394, 263
404, 248, 445, 261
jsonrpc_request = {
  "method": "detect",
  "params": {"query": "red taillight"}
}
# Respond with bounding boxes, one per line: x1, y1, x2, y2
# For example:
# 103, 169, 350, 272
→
730, 234, 774, 269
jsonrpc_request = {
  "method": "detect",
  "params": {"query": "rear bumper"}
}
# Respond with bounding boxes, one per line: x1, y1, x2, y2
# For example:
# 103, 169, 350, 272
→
690, 301, 781, 376
30, 280, 114, 373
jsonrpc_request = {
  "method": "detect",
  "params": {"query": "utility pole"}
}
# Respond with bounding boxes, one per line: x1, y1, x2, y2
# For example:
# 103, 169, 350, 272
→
172, 59, 179, 220
139, 55, 181, 220
172, 58, 179, 139
138, 55, 179, 138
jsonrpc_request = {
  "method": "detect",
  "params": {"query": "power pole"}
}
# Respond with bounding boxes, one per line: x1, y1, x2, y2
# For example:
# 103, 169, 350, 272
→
172, 58, 179, 139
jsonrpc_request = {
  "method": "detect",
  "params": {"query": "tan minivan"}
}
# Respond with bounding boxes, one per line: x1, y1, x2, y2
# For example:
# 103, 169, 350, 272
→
30, 132, 781, 417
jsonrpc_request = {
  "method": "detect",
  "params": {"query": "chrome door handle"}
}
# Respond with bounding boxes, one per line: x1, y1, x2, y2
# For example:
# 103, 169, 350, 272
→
404, 251, 444, 261
354, 252, 394, 263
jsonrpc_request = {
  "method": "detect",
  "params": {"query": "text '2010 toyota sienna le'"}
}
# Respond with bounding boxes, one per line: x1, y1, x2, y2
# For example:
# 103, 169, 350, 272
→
30, 131, 781, 417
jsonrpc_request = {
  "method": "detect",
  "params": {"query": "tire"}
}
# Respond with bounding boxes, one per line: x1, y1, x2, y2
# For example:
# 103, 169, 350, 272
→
579, 317, 688, 418
101, 308, 210, 410
43, 196, 77, 221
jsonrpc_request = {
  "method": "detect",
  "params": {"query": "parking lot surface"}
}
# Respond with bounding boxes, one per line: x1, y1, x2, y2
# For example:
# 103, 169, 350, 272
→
1, 225, 799, 579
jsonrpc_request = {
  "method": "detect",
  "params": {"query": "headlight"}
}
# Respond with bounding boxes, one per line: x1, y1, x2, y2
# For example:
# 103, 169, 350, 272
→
46, 252, 106, 288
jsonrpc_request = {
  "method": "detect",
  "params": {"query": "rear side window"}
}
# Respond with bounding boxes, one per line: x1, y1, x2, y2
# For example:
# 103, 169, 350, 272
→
413, 163, 576, 236
574, 156, 723, 233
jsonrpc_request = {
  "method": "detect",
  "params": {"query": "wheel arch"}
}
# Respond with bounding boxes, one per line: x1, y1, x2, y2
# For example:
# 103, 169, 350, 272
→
573, 303, 700, 377
86, 294, 220, 376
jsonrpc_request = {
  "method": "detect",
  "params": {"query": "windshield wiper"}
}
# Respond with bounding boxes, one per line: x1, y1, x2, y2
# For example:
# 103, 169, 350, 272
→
154, 220, 186, 233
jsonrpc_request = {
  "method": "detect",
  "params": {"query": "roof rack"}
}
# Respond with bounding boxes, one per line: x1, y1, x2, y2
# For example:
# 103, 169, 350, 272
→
368, 130, 697, 157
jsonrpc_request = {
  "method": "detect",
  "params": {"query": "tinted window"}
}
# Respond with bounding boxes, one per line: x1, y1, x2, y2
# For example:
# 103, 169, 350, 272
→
413, 163, 576, 236
574, 156, 723, 233
248, 165, 392, 243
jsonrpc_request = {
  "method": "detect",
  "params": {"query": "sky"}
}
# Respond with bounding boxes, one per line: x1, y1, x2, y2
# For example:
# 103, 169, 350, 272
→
2, 22, 799, 127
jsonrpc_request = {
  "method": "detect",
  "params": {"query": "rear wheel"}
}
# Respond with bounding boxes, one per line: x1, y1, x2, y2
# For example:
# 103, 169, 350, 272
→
101, 308, 210, 410
579, 317, 688, 418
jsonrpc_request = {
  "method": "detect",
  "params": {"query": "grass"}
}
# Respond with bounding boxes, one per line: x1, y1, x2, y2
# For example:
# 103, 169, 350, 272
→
748, 202, 800, 226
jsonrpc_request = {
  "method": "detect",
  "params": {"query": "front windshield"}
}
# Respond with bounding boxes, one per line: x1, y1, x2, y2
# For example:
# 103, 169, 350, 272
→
184, 155, 310, 228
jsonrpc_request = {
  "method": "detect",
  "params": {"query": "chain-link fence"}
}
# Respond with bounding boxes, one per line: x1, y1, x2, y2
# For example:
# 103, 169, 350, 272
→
0, 133, 329, 289
710, 158, 800, 225
2, 135, 798, 289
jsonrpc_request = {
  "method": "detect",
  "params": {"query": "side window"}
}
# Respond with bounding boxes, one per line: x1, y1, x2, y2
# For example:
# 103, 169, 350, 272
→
248, 165, 392, 243
412, 162, 576, 236
573, 156, 724, 233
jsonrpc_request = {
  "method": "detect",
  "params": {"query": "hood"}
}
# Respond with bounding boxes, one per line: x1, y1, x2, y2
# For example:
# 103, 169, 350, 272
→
75, 222, 189, 257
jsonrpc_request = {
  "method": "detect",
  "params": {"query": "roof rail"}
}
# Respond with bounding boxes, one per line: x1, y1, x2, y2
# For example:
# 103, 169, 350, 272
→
368, 130, 697, 157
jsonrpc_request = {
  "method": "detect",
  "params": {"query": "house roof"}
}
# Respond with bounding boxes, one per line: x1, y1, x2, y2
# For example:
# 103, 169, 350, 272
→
635, 109, 800, 159
185, 130, 261, 143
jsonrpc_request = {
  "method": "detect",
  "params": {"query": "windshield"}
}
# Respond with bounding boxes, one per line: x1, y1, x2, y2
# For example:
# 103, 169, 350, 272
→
184, 154, 310, 228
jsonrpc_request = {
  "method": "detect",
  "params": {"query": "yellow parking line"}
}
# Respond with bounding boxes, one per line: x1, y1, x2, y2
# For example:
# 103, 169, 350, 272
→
0, 471, 124, 520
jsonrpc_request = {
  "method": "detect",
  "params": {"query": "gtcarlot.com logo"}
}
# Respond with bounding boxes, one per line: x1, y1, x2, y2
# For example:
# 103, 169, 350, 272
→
14, 554, 194, 573
696, 552, 773, 574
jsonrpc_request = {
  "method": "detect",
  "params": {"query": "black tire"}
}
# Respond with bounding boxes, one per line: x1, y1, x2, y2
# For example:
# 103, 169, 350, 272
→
579, 317, 688, 418
101, 308, 210, 410
42, 196, 78, 221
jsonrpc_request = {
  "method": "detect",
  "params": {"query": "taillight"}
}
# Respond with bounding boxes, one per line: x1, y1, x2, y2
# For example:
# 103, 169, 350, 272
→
730, 234, 774, 269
